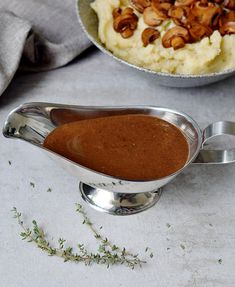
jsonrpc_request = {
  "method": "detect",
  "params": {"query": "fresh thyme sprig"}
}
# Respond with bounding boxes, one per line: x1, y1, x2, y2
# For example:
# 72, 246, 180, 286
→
12, 206, 145, 269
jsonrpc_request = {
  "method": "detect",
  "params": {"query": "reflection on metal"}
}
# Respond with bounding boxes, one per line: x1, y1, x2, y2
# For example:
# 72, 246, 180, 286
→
80, 182, 162, 215
194, 121, 235, 164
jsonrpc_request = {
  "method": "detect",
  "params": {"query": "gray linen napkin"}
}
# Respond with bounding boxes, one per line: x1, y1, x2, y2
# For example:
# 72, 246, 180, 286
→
0, 0, 91, 95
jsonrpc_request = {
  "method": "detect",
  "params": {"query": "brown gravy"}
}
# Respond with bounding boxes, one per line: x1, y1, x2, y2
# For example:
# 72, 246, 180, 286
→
43, 114, 189, 180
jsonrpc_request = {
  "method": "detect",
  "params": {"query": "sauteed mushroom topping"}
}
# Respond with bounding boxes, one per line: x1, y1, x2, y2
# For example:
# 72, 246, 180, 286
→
112, 0, 235, 47
168, 6, 190, 25
113, 7, 138, 38
175, 0, 196, 6
190, 2, 222, 27
223, 0, 235, 10
162, 26, 190, 49
189, 22, 213, 41
152, 0, 173, 18
131, 0, 151, 12
143, 6, 165, 26
219, 11, 235, 34
112, 7, 122, 19
220, 21, 235, 34
142, 27, 161, 46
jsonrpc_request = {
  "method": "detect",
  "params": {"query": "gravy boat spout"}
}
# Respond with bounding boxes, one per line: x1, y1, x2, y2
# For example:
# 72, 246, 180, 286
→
3, 102, 235, 215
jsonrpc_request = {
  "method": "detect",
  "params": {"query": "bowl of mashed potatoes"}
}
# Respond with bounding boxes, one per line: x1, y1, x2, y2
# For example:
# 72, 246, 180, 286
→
77, 0, 235, 87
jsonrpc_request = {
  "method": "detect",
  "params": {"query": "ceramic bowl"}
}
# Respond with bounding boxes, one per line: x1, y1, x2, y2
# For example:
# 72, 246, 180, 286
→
77, 0, 235, 88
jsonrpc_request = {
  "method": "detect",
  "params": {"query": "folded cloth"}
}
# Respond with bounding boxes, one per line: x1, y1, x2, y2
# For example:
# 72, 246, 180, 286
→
0, 0, 91, 95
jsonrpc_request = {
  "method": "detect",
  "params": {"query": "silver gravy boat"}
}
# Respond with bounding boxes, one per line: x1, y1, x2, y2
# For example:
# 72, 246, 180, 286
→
3, 102, 235, 215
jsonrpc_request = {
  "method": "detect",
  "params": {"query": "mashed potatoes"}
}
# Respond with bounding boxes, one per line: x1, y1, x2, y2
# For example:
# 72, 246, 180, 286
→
91, 0, 235, 75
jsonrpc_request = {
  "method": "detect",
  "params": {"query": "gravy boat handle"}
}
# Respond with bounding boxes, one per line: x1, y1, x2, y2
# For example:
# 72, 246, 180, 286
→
194, 121, 235, 164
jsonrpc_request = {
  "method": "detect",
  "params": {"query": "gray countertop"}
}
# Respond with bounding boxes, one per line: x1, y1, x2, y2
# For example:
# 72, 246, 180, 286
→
1, 48, 235, 287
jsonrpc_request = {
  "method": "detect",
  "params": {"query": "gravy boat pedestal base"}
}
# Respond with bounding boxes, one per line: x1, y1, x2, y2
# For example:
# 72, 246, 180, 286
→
79, 182, 162, 215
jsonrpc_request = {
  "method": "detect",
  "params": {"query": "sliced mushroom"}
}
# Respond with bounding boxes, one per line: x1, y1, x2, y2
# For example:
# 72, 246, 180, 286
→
142, 28, 160, 46
174, 0, 196, 7
223, 0, 235, 10
191, 2, 222, 27
189, 22, 213, 41
219, 11, 235, 35
130, 0, 151, 13
143, 6, 164, 26
113, 14, 137, 32
112, 8, 122, 19
200, 0, 208, 6
219, 11, 235, 24
162, 26, 190, 49
113, 7, 136, 20
123, 7, 136, 16
152, 0, 172, 19
170, 37, 186, 49
121, 28, 135, 38
220, 22, 235, 35
168, 6, 191, 26
113, 8, 138, 38
220, 10, 235, 22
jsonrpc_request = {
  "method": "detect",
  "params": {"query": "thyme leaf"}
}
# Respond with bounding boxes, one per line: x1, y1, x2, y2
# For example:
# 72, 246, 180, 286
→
30, 182, 35, 188
180, 244, 185, 250
166, 223, 171, 229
